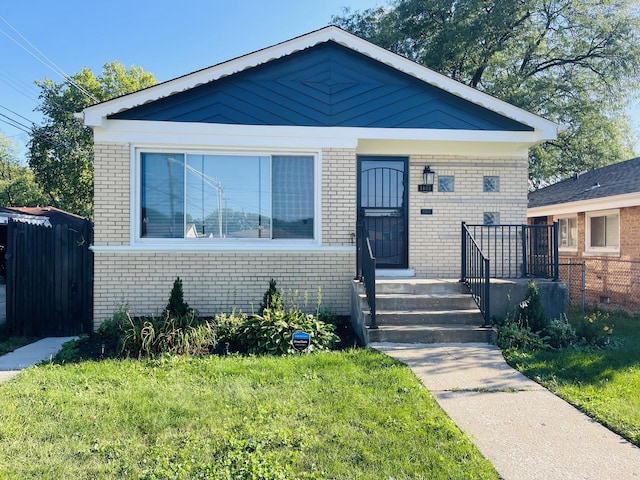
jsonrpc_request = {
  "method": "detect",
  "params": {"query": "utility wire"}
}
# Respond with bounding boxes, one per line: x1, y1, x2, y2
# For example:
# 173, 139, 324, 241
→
0, 104, 37, 126
0, 15, 99, 103
0, 67, 39, 102
0, 114, 30, 134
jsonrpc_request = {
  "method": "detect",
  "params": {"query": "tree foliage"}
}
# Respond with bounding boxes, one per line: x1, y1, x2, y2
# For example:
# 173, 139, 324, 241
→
333, 0, 640, 186
0, 134, 46, 207
29, 62, 156, 218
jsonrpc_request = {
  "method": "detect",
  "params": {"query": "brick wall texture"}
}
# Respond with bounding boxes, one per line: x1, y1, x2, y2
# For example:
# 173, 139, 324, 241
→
550, 206, 640, 311
92, 142, 528, 326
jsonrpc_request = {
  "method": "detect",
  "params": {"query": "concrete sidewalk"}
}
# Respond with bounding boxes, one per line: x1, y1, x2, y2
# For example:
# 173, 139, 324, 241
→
373, 342, 640, 480
0, 337, 76, 382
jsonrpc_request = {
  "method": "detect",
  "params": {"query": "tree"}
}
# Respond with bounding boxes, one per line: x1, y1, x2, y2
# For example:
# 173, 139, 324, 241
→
29, 62, 156, 218
333, 0, 640, 187
0, 134, 46, 207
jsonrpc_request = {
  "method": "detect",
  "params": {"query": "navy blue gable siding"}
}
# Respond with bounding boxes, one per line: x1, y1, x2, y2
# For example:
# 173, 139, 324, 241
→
110, 42, 533, 132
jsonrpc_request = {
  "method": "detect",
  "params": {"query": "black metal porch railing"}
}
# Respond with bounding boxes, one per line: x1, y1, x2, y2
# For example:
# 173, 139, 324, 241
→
356, 219, 377, 329
461, 222, 560, 324
463, 222, 559, 281
460, 222, 491, 326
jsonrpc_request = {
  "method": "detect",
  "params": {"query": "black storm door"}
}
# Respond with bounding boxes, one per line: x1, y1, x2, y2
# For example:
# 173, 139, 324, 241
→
358, 156, 409, 269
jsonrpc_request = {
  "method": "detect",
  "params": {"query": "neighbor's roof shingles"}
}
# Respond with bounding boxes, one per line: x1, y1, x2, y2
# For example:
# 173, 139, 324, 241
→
528, 157, 640, 209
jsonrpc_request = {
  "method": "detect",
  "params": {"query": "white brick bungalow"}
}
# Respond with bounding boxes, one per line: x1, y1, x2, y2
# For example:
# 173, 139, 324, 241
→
80, 26, 559, 327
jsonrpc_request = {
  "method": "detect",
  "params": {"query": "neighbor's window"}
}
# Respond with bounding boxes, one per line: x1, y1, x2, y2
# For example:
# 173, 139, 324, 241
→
438, 175, 455, 192
587, 210, 619, 251
140, 152, 314, 240
483, 176, 500, 192
558, 216, 577, 249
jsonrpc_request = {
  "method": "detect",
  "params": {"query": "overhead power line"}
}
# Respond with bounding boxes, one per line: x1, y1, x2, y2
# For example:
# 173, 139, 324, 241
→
0, 14, 99, 103
0, 114, 31, 134
0, 103, 36, 126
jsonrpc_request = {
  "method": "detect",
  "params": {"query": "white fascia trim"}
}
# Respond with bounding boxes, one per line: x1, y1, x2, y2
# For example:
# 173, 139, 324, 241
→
527, 192, 640, 217
91, 244, 356, 254
93, 120, 548, 148
81, 26, 559, 138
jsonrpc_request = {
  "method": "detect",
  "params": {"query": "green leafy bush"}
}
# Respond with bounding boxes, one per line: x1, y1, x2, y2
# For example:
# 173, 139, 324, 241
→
496, 319, 546, 351
211, 311, 248, 353
573, 310, 614, 347
237, 307, 339, 355
542, 317, 577, 349
238, 280, 339, 355
120, 311, 217, 358
517, 280, 548, 332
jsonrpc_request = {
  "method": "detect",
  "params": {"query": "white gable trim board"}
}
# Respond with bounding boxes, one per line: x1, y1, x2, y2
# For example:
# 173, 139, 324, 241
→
80, 26, 560, 140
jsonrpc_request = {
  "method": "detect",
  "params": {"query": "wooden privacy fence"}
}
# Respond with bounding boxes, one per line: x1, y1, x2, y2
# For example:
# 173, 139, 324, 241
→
5, 218, 93, 336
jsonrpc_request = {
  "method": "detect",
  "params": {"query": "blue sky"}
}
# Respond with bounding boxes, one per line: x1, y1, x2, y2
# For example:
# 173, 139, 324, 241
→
1, 0, 638, 158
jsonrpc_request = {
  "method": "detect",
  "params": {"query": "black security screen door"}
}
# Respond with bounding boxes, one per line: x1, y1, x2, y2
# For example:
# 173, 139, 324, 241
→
358, 156, 409, 269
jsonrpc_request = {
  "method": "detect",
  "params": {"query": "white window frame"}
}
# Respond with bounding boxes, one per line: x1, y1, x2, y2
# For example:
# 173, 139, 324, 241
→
130, 147, 322, 248
585, 209, 620, 255
556, 214, 578, 252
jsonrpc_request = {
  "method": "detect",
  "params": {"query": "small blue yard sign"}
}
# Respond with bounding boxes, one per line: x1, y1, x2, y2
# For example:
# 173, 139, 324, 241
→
292, 331, 311, 352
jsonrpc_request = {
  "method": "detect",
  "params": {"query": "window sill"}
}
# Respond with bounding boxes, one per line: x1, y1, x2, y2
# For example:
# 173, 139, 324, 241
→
91, 243, 354, 253
583, 249, 620, 257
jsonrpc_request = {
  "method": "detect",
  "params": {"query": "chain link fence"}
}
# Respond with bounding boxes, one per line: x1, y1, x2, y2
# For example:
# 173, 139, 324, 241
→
559, 257, 640, 312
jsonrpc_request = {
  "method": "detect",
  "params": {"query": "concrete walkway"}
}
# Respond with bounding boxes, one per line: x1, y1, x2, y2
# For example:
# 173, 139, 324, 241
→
373, 342, 640, 480
0, 337, 76, 382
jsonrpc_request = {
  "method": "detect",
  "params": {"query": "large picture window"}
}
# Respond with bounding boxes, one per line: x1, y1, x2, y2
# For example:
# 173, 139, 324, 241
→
140, 152, 314, 240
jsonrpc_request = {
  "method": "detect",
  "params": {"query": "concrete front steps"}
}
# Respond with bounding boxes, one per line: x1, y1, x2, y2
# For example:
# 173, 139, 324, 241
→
365, 279, 496, 344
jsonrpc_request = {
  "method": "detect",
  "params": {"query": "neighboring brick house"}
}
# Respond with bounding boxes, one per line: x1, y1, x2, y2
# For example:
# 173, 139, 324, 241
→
528, 157, 640, 309
80, 26, 559, 328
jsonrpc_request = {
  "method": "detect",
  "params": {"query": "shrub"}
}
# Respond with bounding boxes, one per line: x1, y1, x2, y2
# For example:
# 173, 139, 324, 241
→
211, 312, 248, 353
496, 319, 546, 351
239, 281, 339, 355
259, 278, 281, 314
573, 310, 614, 347
165, 276, 190, 318
517, 280, 548, 332
542, 317, 577, 349
237, 307, 339, 355
120, 311, 217, 358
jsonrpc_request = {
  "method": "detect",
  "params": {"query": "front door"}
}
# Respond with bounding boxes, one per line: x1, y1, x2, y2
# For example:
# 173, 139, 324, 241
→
358, 156, 408, 269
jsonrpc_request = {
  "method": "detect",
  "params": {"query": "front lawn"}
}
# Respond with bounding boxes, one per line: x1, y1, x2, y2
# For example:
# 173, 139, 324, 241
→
503, 309, 640, 446
0, 350, 498, 479
0, 323, 40, 356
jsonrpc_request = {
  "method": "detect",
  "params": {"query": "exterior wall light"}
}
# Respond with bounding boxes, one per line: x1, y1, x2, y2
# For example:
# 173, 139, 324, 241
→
418, 166, 435, 192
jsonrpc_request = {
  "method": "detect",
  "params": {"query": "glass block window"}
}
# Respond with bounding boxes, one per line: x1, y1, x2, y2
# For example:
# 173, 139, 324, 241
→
438, 175, 455, 192
483, 212, 500, 225
483, 176, 500, 192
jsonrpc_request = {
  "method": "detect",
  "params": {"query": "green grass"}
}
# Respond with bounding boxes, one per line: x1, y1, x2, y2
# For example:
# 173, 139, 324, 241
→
0, 324, 40, 356
0, 349, 498, 479
503, 309, 640, 446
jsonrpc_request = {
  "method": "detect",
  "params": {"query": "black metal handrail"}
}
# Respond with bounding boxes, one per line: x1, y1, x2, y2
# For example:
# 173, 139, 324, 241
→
461, 222, 491, 326
356, 219, 377, 329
